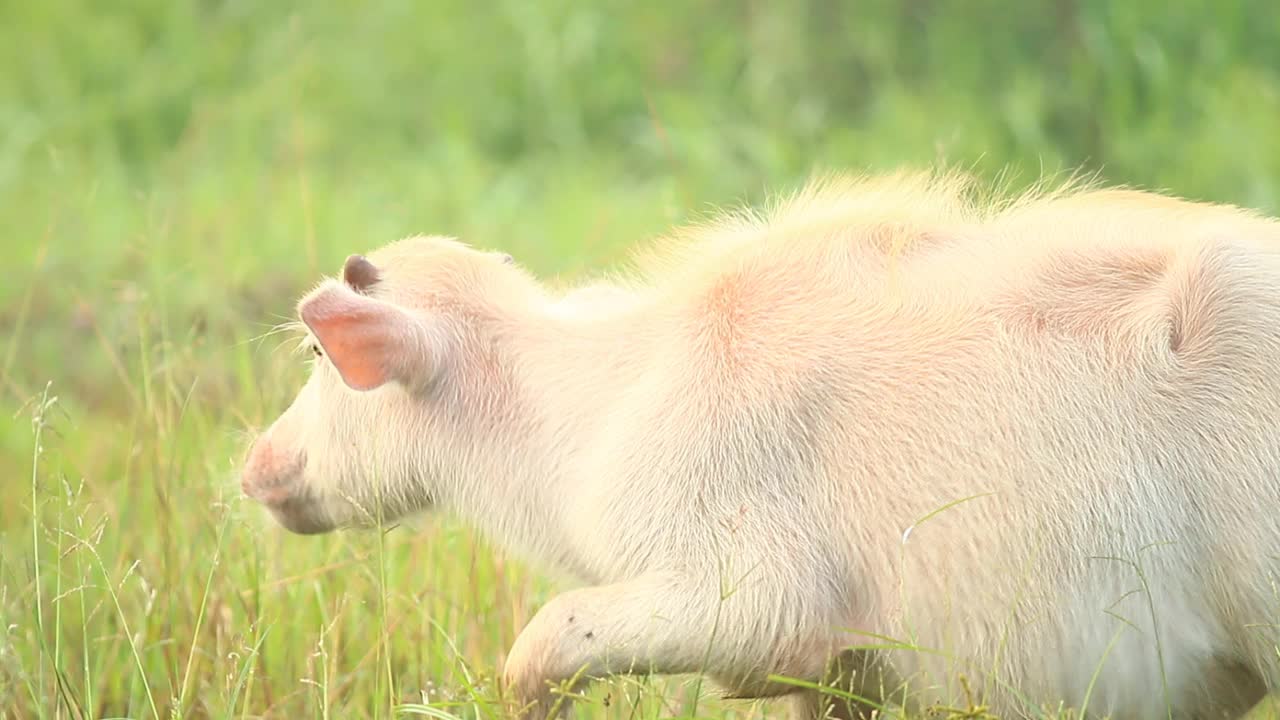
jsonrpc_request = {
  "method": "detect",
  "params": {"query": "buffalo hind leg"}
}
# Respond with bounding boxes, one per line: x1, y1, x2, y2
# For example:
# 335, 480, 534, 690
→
790, 649, 894, 720
1181, 657, 1270, 720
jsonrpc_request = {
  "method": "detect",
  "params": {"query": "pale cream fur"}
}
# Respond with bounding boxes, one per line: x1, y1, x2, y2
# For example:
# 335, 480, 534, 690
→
241, 168, 1280, 720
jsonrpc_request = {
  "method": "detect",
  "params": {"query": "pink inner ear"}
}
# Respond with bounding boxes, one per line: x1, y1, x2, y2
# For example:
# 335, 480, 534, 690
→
299, 285, 419, 391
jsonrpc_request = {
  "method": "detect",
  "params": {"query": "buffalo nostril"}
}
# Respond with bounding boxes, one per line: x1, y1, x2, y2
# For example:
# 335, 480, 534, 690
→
286, 449, 307, 478
241, 441, 306, 505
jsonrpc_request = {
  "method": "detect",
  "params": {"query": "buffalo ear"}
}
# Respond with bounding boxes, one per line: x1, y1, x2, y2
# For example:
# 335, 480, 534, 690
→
298, 282, 436, 391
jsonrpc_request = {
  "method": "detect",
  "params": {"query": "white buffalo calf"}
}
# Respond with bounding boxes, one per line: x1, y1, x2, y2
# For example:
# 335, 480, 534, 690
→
240, 170, 1280, 720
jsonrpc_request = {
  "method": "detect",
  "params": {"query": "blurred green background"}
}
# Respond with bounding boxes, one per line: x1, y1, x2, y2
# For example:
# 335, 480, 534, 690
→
2, 1, 1278, 718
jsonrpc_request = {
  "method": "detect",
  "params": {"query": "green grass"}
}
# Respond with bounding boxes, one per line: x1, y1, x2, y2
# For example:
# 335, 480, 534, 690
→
2, 1, 1279, 718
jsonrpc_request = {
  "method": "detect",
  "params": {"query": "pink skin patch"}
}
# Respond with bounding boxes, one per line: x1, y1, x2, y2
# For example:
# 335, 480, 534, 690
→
241, 436, 306, 506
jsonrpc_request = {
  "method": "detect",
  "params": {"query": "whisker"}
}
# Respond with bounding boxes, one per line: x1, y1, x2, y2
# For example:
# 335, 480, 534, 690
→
238, 319, 310, 353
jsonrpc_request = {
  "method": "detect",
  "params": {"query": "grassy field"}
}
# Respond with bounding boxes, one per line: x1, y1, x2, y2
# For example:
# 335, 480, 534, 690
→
2, 1, 1279, 718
